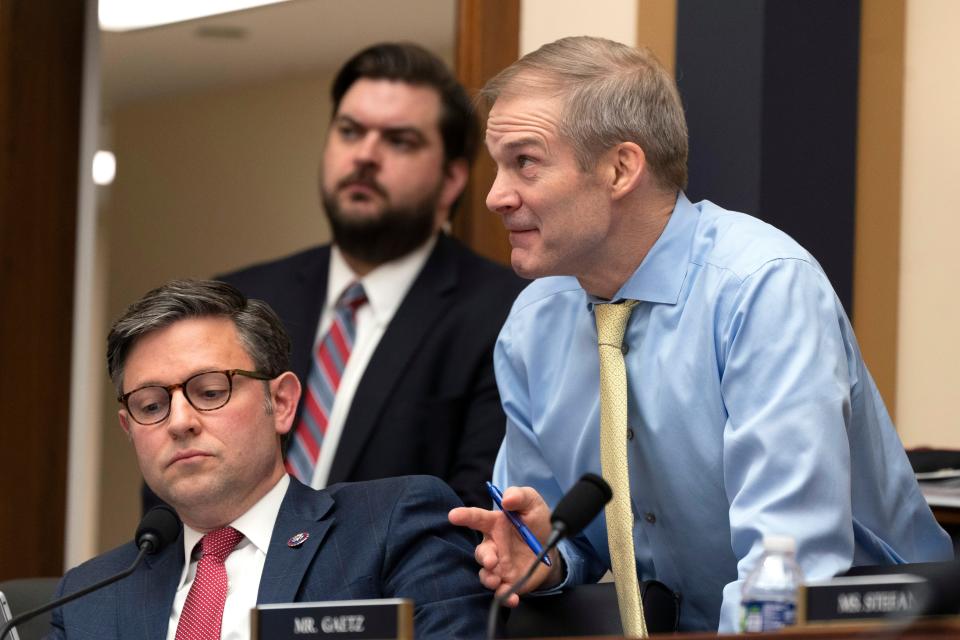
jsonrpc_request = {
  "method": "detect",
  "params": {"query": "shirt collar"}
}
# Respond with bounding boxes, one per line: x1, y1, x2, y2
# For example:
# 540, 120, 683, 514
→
328, 235, 437, 326
180, 474, 290, 573
587, 192, 698, 308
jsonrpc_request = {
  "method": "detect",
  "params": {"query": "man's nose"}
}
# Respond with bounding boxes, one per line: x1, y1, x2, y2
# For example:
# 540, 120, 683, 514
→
486, 170, 520, 214
353, 132, 382, 166
165, 389, 201, 438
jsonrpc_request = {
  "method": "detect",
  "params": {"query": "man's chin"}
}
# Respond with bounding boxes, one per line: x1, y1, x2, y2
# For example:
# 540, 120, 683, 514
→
323, 186, 441, 265
510, 251, 546, 280
153, 476, 217, 510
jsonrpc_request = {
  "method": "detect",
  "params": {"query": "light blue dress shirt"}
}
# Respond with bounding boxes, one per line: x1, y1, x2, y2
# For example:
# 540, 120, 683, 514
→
492, 194, 952, 632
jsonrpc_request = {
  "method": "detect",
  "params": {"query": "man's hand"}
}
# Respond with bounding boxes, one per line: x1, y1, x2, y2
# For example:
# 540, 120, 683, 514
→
448, 486, 563, 607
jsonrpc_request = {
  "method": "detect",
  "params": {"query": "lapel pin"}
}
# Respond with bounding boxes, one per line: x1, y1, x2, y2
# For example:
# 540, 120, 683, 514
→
287, 532, 310, 547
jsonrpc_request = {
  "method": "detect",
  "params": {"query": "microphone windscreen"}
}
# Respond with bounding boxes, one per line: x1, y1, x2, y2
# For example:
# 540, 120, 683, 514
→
135, 504, 181, 554
550, 473, 612, 538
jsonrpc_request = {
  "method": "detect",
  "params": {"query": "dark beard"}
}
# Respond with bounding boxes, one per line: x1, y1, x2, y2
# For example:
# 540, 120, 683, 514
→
321, 184, 440, 266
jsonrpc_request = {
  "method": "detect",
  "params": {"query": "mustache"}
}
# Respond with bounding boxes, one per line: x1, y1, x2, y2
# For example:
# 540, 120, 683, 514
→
335, 171, 388, 199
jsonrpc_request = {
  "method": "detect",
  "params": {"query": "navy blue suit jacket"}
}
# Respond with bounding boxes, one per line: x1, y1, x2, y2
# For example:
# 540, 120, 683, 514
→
52, 476, 490, 639
219, 235, 525, 508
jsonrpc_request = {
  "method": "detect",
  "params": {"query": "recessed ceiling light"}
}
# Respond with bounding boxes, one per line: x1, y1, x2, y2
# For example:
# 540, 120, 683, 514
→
93, 150, 116, 186
99, 0, 290, 32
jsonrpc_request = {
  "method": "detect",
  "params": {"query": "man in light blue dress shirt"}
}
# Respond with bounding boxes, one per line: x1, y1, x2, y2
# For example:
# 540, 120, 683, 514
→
449, 36, 952, 632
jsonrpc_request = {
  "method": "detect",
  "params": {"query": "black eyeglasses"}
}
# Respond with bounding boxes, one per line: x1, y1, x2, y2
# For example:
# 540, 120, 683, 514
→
119, 369, 274, 426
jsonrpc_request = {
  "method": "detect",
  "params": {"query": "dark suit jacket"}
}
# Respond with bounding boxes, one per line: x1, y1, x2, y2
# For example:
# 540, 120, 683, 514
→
220, 234, 525, 507
51, 476, 490, 639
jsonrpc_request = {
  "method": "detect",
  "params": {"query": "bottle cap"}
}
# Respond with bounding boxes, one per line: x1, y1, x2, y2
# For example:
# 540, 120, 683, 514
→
762, 534, 796, 553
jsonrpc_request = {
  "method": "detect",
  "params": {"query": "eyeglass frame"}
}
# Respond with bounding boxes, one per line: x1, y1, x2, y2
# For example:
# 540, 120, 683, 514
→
118, 368, 275, 426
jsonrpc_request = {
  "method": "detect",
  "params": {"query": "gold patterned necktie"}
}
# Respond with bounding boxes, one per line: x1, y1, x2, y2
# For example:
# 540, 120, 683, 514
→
595, 300, 647, 638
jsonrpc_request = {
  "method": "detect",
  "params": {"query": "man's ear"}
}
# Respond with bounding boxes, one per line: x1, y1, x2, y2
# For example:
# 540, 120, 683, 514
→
439, 158, 469, 213
119, 410, 132, 439
607, 142, 646, 201
271, 372, 301, 436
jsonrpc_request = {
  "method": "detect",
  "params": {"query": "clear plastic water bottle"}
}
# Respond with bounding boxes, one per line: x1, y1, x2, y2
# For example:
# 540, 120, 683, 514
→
740, 534, 804, 632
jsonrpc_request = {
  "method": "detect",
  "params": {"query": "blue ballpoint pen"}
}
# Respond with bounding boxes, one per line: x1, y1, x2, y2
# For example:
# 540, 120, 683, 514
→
486, 481, 552, 567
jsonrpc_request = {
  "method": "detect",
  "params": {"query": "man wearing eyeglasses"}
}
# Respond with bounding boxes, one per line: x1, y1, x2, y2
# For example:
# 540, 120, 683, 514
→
49, 279, 489, 640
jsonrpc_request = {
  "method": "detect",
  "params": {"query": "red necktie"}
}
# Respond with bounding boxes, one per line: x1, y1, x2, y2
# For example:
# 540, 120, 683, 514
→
174, 527, 244, 640
285, 282, 367, 482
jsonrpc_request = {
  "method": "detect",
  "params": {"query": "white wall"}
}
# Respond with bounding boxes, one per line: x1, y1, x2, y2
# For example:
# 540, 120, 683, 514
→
64, 0, 105, 570
896, 0, 960, 448
520, 0, 638, 54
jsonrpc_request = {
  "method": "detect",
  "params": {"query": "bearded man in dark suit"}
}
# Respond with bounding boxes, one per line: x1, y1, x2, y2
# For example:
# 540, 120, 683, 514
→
218, 43, 523, 508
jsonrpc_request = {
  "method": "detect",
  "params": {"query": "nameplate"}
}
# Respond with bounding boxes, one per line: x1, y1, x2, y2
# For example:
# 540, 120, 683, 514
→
798, 574, 931, 624
251, 598, 413, 640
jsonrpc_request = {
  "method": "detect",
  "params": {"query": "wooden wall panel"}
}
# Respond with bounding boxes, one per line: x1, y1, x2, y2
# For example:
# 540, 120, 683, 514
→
0, 0, 84, 579
637, 0, 677, 73
852, 0, 905, 417
452, 0, 520, 267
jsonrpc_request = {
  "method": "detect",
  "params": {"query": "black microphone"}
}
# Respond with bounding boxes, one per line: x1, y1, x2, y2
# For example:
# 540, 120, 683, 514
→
543, 472, 613, 551
485, 474, 612, 640
135, 504, 182, 554
0, 505, 181, 640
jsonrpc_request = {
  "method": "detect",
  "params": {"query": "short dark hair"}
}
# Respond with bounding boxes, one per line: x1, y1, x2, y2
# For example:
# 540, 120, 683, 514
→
331, 42, 478, 167
107, 279, 291, 395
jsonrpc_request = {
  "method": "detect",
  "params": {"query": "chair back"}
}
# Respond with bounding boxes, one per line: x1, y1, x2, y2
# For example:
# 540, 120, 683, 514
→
504, 580, 680, 637
0, 577, 60, 640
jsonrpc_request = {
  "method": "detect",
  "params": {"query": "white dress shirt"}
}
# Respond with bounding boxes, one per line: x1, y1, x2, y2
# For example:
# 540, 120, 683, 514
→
308, 236, 435, 489
166, 474, 290, 640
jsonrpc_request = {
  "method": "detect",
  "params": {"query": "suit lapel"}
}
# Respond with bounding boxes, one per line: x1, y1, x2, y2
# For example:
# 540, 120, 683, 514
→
327, 236, 459, 484
257, 479, 335, 604
119, 533, 184, 640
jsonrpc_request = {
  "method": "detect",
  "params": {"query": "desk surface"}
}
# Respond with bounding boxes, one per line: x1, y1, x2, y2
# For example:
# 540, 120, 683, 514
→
522, 618, 960, 639
673, 618, 959, 639
931, 505, 960, 526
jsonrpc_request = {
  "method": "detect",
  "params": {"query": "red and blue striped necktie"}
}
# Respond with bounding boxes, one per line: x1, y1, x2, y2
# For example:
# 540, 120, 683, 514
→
286, 282, 367, 482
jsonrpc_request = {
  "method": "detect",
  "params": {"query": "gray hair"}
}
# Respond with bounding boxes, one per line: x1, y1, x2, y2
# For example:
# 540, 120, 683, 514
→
106, 279, 291, 395
481, 36, 688, 191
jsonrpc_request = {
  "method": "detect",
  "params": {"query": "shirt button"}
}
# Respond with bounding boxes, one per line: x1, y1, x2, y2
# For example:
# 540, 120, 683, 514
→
626, 428, 635, 441
621, 343, 630, 355
645, 512, 656, 524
